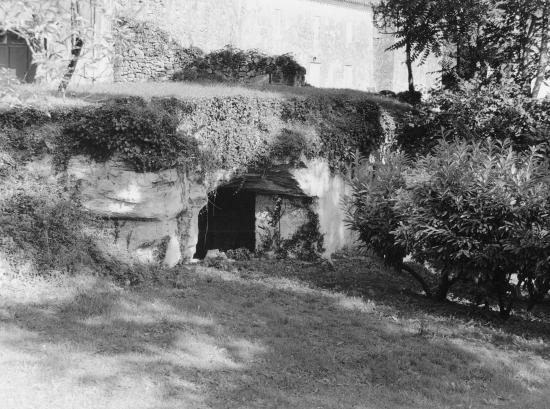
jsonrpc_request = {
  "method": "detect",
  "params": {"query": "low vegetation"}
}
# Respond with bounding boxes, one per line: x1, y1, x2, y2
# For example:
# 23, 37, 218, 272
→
1, 255, 549, 409
1, 88, 385, 175
398, 79, 550, 157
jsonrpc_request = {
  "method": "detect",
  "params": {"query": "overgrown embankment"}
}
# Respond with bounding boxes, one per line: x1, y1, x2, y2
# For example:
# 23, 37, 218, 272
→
0, 88, 401, 276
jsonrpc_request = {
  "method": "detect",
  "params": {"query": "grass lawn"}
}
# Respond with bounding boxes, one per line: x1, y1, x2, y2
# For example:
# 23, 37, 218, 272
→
4, 81, 410, 112
1, 255, 549, 409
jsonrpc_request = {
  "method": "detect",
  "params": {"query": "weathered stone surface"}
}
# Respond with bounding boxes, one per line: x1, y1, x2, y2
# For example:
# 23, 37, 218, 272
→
93, 219, 180, 266
66, 154, 225, 265
67, 156, 208, 266
292, 159, 357, 258
67, 156, 186, 220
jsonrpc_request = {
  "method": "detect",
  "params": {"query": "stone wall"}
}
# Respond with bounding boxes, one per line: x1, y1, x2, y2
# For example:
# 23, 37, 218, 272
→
113, 19, 196, 82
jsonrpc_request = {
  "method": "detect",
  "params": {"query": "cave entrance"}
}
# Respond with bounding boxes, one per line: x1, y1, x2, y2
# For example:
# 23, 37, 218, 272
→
194, 188, 256, 259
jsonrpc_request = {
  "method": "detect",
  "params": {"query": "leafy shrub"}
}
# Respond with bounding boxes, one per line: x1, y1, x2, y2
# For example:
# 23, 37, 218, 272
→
226, 248, 253, 261
172, 46, 306, 86
62, 99, 201, 172
0, 190, 102, 273
393, 139, 550, 315
3, 94, 383, 176
396, 90, 422, 105
348, 138, 550, 316
346, 150, 435, 296
399, 79, 550, 157
268, 129, 309, 164
347, 150, 409, 269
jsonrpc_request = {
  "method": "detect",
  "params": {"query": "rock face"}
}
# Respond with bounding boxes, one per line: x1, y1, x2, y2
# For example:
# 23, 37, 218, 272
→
67, 156, 207, 267
66, 155, 356, 266
67, 156, 185, 220
292, 159, 357, 259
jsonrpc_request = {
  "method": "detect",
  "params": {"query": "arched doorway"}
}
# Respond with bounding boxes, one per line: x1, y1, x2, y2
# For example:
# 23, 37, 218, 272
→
0, 30, 35, 82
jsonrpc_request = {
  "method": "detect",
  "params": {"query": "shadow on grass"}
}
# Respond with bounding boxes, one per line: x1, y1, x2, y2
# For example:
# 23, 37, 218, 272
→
0, 264, 548, 409
241, 257, 550, 350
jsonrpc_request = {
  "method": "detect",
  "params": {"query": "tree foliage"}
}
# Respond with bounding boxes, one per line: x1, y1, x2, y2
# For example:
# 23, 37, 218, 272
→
0, 0, 136, 90
374, 0, 441, 92
398, 78, 550, 157
375, 0, 550, 96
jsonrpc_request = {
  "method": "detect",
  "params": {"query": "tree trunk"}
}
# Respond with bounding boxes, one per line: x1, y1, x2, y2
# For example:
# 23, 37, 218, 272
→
434, 270, 452, 301
533, 0, 549, 99
401, 264, 432, 297
58, 37, 84, 94
520, 16, 536, 94
405, 40, 415, 93
58, 0, 82, 94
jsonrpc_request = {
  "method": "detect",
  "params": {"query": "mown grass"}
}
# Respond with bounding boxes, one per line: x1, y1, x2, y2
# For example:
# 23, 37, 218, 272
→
1, 255, 549, 409
5, 81, 410, 112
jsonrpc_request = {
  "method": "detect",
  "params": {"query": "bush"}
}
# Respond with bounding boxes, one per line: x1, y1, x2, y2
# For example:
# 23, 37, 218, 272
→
172, 46, 306, 86
393, 139, 550, 316
398, 79, 550, 157
346, 150, 435, 296
348, 138, 550, 316
0, 190, 102, 273
396, 90, 422, 105
3, 94, 383, 176
62, 99, 201, 172
347, 150, 409, 269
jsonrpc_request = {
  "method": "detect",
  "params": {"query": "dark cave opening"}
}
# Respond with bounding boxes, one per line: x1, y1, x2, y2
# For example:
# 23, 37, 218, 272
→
194, 188, 256, 259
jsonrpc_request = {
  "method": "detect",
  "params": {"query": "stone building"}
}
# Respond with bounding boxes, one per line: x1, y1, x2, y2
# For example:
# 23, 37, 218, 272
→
1, 0, 439, 92
115, 0, 439, 91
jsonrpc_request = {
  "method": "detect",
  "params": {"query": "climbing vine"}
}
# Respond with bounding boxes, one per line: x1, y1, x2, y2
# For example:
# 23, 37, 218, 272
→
258, 196, 324, 260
